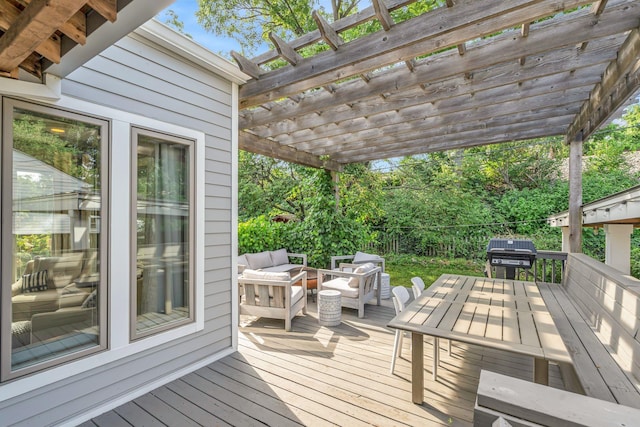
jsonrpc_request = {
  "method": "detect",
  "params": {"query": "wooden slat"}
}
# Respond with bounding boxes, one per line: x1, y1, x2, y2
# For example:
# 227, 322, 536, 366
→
96, 297, 568, 426
112, 401, 165, 427
372, 0, 394, 30
87, 0, 117, 22
239, 0, 595, 107
0, 1, 61, 63
133, 393, 202, 427
0, 0, 86, 72
567, 27, 640, 144
240, 33, 622, 129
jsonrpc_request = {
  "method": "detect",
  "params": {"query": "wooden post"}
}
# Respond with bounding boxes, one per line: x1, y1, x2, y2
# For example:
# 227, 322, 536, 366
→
331, 171, 340, 210
568, 132, 583, 253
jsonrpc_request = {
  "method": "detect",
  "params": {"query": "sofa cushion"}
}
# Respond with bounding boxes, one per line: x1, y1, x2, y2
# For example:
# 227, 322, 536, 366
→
11, 289, 61, 322
322, 277, 359, 298
270, 249, 290, 266
245, 251, 274, 270
348, 263, 376, 288
22, 270, 49, 293
242, 269, 290, 281
353, 251, 383, 264
36, 252, 84, 288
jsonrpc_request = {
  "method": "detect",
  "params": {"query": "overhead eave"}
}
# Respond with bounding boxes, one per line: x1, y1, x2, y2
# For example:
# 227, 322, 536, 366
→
548, 184, 640, 228
44, 0, 175, 79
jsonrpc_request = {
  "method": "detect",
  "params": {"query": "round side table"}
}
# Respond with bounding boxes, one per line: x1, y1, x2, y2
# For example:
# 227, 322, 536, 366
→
318, 290, 341, 326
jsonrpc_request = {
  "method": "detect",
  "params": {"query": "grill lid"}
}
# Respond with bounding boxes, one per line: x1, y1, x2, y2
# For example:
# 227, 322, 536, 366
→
486, 238, 537, 254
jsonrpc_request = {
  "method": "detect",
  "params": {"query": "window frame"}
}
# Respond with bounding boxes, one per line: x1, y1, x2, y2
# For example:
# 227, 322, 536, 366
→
0, 98, 110, 381
129, 126, 196, 341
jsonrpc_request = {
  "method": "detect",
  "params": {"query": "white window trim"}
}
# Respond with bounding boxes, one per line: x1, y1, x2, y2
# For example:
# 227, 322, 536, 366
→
0, 95, 205, 400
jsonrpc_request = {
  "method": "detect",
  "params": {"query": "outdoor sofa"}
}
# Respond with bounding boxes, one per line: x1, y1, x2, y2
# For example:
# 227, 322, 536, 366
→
238, 248, 307, 274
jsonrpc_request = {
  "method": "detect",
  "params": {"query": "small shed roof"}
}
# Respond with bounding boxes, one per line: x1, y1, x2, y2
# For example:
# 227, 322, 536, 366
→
548, 184, 640, 228
234, 0, 640, 170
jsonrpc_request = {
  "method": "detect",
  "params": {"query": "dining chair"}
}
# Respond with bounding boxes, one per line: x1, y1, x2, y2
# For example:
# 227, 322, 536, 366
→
390, 286, 411, 374
410, 276, 451, 357
411, 276, 425, 299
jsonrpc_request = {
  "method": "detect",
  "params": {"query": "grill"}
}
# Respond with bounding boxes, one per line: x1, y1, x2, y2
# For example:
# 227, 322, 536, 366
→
486, 238, 537, 279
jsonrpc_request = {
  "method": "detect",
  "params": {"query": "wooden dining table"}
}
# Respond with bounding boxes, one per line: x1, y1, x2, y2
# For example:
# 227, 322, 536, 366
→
387, 274, 571, 404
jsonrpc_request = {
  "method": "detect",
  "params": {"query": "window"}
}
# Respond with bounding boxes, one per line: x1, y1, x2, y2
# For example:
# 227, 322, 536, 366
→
1, 100, 108, 379
131, 128, 194, 339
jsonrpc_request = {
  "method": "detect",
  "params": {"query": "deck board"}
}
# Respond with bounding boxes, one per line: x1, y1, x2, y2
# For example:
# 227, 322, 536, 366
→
92, 292, 568, 426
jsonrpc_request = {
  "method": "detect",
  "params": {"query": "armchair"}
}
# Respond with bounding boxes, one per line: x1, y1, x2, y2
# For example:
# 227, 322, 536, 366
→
238, 269, 307, 331
318, 263, 381, 318
330, 251, 385, 272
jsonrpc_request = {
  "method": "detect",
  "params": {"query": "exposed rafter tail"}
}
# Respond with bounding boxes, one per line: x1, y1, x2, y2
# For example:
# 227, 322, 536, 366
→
269, 32, 303, 66
372, 0, 394, 31
87, 0, 117, 23
312, 11, 343, 51
231, 50, 262, 79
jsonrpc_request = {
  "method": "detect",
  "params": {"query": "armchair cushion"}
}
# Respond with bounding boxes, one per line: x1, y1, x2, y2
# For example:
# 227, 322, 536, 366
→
245, 251, 274, 270
22, 270, 49, 293
321, 278, 360, 298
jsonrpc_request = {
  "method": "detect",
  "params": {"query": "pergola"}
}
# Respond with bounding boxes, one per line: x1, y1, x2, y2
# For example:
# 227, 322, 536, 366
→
233, 0, 640, 173
2, 0, 640, 252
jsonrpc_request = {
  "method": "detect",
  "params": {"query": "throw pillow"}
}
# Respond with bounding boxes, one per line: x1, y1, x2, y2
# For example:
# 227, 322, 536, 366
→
348, 262, 376, 288
245, 251, 274, 269
22, 270, 49, 293
269, 249, 290, 266
81, 290, 98, 309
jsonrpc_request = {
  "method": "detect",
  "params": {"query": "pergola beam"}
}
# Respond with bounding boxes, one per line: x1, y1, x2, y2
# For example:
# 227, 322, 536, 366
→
316, 112, 576, 159
241, 3, 634, 128
335, 125, 568, 163
239, 131, 343, 171
236, 0, 639, 168
255, 64, 604, 144
567, 27, 640, 143
239, 0, 595, 107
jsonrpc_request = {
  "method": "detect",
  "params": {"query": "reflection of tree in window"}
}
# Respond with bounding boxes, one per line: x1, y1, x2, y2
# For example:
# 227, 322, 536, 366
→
13, 109, 101, 187
134, 133, 192, 337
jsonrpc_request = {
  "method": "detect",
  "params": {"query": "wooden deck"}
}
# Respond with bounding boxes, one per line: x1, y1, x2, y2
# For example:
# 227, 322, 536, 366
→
84, 294, 567, 426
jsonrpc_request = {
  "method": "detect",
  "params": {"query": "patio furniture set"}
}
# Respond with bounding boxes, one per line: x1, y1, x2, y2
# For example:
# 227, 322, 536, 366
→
237, 250, 387, 330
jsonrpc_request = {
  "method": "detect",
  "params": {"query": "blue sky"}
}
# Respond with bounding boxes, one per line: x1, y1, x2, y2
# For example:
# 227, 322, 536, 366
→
158, 0, 242, 56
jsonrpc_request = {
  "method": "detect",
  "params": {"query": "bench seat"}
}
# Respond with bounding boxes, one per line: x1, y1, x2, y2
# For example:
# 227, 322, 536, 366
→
538, 281, 640, 407
475, 253, 640, 426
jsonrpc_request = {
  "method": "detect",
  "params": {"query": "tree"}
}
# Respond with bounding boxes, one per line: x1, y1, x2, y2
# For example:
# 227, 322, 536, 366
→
161, 10, 193, 38
195, 0, 442, 56
196, 0, 326, 55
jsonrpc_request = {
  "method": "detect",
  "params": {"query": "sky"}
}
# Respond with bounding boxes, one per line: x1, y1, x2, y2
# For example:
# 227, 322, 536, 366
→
158, 0, 243, 57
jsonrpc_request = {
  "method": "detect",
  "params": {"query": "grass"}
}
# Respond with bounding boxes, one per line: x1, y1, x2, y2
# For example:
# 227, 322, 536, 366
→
384, 254, 485, 288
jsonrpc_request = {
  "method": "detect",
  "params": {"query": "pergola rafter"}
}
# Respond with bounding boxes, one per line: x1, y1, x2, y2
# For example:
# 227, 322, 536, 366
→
236, 0, 640, 170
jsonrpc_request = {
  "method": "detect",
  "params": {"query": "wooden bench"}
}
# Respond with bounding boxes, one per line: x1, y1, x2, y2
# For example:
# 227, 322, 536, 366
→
475, 253, 640, 425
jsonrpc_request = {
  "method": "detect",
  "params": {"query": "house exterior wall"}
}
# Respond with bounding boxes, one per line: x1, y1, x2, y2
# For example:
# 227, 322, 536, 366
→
0, 22, 243, 426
